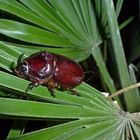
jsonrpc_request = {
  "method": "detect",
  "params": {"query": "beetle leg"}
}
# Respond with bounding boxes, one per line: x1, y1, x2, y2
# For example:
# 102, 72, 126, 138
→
45, 78, 56, 97
68, 88, 80, 96
46, 81, 55, 97
47, 87, 55, 97
25, 82, 39, 93
62, 85, 80, 96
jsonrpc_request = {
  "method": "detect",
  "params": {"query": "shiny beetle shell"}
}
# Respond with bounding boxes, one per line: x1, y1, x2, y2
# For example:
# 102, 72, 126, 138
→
15, 51, 84, 96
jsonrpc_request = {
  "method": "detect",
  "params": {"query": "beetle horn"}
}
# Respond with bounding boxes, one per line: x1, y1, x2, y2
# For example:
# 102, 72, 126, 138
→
17, 53, 25, 65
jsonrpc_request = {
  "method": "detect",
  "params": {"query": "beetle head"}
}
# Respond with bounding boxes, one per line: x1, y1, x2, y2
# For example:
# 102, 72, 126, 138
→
15, 54, 29, 78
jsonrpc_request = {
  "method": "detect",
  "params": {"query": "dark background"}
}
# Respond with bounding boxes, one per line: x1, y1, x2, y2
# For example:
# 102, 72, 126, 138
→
0, 0, 139, 139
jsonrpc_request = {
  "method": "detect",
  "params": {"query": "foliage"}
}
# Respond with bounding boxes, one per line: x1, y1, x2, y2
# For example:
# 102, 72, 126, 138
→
0, 0, 140, 139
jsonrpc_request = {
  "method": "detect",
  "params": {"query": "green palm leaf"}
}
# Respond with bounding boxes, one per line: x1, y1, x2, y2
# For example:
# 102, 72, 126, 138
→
0, 0, 140, 139
0, 70, 140, 140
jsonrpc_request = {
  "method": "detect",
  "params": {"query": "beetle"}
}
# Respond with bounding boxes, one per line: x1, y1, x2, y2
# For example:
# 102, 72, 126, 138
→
15, 51, 84, 96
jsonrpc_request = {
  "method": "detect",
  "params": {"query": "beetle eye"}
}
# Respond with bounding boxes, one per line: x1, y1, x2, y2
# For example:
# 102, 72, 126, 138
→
21, 61, 29, 76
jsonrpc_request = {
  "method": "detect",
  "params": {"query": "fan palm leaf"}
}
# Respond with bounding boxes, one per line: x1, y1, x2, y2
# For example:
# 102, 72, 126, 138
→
0, 0, 140, 139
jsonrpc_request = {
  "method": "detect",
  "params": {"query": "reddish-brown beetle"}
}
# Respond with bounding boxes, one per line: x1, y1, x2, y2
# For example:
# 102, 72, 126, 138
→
15, 51, 84, 96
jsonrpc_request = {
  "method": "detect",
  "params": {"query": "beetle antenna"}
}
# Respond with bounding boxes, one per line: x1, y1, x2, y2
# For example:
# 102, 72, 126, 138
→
17, 53, 24, 65
84, 71, 94, 82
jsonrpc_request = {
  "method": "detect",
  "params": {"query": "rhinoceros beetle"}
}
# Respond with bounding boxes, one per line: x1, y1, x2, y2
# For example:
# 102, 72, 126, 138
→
15, 51, 84, 97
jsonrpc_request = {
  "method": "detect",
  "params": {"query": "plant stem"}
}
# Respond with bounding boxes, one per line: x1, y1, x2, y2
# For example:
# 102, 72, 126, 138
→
107, 82, 140, 99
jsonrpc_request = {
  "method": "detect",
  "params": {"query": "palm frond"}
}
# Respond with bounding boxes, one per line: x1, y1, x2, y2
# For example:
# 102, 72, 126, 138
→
0, 0, 140, 139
